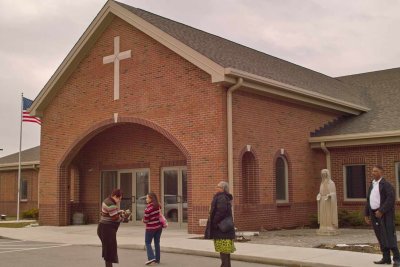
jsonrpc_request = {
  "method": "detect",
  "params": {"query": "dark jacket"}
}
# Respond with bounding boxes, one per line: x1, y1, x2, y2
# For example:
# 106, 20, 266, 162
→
365, 178, 397, 248
204, 192, 235, 240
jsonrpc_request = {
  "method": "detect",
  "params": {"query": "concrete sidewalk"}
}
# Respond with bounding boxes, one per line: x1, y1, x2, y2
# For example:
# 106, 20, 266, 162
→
0, 224, 387, 267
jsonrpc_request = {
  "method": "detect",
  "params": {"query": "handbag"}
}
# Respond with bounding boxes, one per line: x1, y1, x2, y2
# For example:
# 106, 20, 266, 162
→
159, 211, 168, 228
217, 216, 234, 232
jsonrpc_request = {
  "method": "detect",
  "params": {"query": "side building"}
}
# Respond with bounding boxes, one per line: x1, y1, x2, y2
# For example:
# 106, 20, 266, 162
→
0, 146, 40, 217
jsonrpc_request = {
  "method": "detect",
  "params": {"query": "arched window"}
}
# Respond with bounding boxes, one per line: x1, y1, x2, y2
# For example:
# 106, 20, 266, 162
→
275, 156, 288, 203
242, 151, 259, 204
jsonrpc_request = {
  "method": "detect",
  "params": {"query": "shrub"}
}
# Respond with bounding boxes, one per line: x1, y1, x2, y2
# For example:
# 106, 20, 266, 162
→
309, 213, 319, 228
310, 210, 367, 228
338, 209, 366, 227
22, 208, 39, 220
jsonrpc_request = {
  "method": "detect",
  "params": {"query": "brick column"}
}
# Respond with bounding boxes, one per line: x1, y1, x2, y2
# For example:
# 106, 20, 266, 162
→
57, 166, 71, 225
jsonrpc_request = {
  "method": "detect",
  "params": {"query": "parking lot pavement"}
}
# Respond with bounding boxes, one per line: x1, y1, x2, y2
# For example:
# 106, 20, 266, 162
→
0, 239, 277, 267
0, 237, 70, 254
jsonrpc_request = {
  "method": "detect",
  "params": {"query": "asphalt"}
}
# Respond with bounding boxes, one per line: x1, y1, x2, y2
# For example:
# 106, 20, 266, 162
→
0, 222, 389, 267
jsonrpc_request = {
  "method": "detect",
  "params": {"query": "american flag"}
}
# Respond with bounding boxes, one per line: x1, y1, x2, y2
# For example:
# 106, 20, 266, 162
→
22, 97, 41, 125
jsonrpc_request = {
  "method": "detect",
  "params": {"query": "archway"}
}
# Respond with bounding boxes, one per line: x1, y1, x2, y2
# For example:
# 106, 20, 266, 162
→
54, 117, 191, 226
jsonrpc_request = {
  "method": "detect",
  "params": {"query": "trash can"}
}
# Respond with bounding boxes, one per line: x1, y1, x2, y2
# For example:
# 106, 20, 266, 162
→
72, 212, 85, 225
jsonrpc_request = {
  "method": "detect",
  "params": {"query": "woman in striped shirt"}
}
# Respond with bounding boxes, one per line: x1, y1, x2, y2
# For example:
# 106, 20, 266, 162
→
142, 192, 163, 265
97, 189, 125, 267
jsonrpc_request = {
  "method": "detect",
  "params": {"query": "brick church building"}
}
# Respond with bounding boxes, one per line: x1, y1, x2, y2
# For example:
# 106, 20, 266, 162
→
3, 0, 399, 233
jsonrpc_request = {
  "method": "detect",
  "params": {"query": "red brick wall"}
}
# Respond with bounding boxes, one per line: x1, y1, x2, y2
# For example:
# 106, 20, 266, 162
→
330, 144, 400, 212
0, 169, 39, 216
232, 91, 338, 230
39, 17, 227, 232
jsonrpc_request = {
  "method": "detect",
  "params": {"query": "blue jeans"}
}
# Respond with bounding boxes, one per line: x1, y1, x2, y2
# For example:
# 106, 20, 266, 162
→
145, 228, 162, 262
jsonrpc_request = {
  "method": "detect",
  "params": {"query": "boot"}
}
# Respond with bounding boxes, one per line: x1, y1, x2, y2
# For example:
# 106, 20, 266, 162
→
226, 253, 231, 267
105, 261, 113, 267
220, 253, 230, 267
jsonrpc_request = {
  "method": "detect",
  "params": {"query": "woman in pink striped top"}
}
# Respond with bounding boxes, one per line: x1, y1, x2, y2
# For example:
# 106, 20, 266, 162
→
142, 192, 163, 265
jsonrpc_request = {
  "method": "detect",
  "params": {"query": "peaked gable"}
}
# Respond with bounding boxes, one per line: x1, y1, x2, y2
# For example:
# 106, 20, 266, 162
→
30, 0, 369, 117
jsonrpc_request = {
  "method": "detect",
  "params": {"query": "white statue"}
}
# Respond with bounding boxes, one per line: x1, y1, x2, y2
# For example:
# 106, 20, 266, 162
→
316, 169, 339, 235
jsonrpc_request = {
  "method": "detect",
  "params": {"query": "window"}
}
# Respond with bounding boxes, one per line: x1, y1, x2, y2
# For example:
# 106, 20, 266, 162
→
242, 151, 259, 204
20, 178, 28, 201
101, 171, 117, 201
275, 156, 288, 203
344, 165, 366, 199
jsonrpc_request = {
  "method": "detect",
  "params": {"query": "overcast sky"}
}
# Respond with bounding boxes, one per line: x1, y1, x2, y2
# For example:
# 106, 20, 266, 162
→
0, 0, 399, 157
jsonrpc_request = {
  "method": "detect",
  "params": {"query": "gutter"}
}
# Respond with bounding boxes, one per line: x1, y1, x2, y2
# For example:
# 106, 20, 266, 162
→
320, 142, 331, 172
224, 68, 370, 115
227, 78, 243, 205
0, 161, 40, 171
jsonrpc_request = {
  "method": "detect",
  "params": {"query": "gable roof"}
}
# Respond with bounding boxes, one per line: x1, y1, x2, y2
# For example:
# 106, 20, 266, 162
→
0, 146, 40, 170
117, 2, 369, 109
29, 0, 369, 117
309, 67, 400, 147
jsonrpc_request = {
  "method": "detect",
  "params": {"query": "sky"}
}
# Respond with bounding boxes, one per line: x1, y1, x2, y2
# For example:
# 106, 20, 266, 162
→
0, 0, 399, 157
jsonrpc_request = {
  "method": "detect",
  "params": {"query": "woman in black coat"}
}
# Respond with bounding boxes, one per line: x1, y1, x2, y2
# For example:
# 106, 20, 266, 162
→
205, 181, 235, 267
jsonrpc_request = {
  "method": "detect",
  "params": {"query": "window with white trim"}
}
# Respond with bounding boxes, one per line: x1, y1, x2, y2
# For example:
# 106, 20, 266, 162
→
344, 165, 366, 200
276, 156, 288, 203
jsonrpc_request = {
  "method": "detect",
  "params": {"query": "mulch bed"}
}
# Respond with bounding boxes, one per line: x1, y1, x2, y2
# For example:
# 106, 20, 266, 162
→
315, 242, 400, 254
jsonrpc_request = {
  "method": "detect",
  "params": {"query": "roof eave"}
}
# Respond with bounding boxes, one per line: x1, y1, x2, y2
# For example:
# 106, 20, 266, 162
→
309, 130, 400, 148
224, 68, 370, 116
0, 161, 40, 171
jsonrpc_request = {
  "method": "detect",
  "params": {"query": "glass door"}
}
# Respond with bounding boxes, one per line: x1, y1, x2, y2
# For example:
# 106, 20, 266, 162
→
118, 169, 149, 224
135, 170, 149, 222
161, 166, 187, 227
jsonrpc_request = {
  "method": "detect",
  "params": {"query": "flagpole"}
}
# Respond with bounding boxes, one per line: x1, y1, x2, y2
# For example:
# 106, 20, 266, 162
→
17, 93, 23, 221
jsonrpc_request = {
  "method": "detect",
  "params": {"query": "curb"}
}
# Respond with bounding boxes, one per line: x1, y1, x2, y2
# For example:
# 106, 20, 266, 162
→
117, 244, 344, 267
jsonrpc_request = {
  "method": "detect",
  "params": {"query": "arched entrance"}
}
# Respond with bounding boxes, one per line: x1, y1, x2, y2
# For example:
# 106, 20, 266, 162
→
56, 117, 191, 228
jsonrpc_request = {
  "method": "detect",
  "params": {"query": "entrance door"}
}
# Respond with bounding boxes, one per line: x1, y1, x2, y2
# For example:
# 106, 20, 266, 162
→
118, 169, 149, 224
161, 167, 187, 227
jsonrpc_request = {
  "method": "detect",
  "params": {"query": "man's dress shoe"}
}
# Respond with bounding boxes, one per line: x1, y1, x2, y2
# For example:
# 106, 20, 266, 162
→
373, 259, 391, 264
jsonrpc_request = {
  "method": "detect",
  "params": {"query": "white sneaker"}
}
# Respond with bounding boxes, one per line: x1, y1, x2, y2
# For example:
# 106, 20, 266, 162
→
145, 259, 156, 265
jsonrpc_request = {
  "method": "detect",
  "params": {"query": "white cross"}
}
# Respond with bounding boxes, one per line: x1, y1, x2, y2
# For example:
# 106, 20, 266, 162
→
103, 36, 131, 100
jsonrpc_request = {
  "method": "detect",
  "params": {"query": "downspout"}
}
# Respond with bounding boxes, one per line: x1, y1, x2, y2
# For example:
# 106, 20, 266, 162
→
227, 78, 243, 204
320, 142, 331, 172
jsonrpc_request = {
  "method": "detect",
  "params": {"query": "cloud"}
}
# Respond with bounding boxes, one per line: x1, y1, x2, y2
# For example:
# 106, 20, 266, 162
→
0, 0, 399, 155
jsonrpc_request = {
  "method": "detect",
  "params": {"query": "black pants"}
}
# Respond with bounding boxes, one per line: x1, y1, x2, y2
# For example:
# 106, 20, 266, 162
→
97, 223, 120, 264
371, 213, 400, 261
220, 253, 231, 267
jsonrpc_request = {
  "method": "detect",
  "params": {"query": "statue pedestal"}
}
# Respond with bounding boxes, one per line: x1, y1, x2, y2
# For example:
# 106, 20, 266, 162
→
316, 228, 339, 236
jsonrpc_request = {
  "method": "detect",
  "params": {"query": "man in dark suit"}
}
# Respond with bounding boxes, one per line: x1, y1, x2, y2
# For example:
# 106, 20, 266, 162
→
365, 165, 400, 266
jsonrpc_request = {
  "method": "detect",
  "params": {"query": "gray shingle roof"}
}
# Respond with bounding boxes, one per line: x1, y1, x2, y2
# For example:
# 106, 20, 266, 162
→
115, 1, 368, 108
0, 146, 40, 165
312, 68, 400, 137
